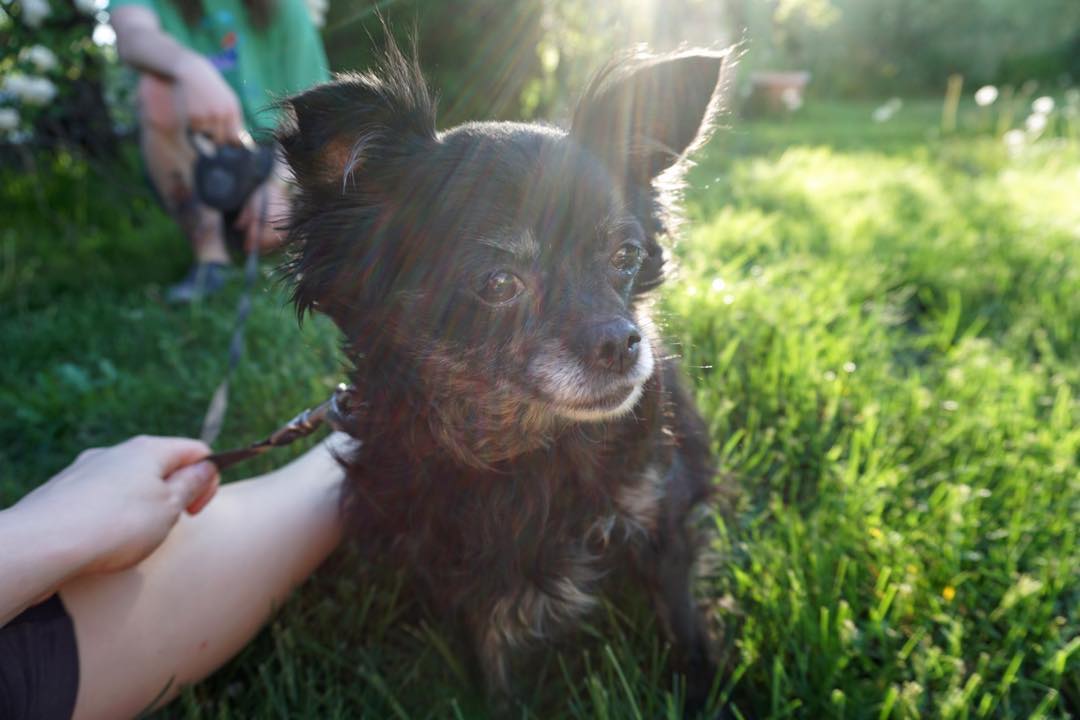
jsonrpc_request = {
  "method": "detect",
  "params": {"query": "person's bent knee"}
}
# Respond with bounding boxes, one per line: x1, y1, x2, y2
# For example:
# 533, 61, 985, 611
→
138, 74, 182, 135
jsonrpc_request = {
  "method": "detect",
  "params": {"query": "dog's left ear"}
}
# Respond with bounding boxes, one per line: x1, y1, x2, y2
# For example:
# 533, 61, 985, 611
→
571, 49, 728, 184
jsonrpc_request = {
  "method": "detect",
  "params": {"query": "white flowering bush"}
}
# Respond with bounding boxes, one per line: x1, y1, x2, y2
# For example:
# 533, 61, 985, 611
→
0, 0, 115, 148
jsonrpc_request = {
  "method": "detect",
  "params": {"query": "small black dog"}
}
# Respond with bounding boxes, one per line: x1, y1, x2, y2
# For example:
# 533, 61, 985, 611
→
278, 39, 728, 712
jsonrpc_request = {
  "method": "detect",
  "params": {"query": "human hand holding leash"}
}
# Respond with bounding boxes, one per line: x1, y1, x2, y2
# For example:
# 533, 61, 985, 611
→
0, 436, 218, 623
17, 436, 219, 575
174, 52, 247, 147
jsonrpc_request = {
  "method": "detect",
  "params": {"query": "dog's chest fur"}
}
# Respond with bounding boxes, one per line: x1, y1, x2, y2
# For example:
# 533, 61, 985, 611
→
339, 366, 676, 643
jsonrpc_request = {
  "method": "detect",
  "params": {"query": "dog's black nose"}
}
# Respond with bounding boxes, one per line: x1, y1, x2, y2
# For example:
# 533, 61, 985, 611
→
589, 318, 642, 374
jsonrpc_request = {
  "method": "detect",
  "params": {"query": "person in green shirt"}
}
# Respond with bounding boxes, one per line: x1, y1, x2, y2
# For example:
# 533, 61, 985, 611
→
110, 0, 330, 301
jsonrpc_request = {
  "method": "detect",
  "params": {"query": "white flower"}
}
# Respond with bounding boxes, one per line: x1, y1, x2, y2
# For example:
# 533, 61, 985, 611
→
30, 76, 57, 104
92, 22, 117, 46
28, 77, 58, 105
20, 0, 52, 27
2, 73, 31, 98
3, 73, 58, 106
73, 0, 100, 15
1032, 96, 1055, 115
0, 107, 20, 132
304, 0, 328, 27
974, 85, 998, 107
22, 45, 59, 73
1025, 112, 1047, 134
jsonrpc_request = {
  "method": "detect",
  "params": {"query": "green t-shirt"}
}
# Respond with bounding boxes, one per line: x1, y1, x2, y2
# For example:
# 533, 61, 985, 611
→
109, 0, 330, 132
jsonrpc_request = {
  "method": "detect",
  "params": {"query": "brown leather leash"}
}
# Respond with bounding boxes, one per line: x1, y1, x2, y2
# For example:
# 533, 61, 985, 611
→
186, 134, 363, 471
205, 383, 361, 470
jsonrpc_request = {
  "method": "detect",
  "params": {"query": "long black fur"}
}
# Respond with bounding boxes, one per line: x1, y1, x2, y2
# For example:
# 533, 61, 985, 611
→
278, 37, 730, 714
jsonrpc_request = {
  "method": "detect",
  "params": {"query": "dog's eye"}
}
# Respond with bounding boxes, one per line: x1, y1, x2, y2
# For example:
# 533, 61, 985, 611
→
477, 270, 525, 305
610, 243, 645, 275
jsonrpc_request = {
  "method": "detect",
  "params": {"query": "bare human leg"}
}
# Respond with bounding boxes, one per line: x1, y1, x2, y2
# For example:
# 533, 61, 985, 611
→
61, 434, 350, 720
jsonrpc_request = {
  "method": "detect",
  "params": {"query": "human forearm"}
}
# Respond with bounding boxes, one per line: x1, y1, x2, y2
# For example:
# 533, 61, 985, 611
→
112, 6, 244, 144
112, 8, 203, 82
0, 502, 89, 625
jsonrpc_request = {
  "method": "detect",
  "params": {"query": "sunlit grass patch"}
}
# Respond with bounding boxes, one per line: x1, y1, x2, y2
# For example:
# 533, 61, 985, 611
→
667, 105, 1079, 717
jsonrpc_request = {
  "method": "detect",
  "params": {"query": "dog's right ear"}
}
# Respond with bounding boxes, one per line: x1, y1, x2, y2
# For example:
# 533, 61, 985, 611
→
276, 50, 437, 197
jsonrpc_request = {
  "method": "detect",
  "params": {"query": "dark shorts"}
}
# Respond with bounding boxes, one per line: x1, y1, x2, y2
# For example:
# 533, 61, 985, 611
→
0, 595, 79, 720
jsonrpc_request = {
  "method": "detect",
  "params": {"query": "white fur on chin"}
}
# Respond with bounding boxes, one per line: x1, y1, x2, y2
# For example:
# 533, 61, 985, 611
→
551, 381, 646, 422
530, 339, 655, 423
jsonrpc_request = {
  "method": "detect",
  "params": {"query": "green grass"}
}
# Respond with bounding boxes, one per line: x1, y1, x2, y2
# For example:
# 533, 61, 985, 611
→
2, 98, 1078, 718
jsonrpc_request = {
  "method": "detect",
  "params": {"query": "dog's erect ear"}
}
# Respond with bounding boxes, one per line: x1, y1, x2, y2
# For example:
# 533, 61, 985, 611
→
276, 46, 437, 196
571, 49, 728, 184
277, 42, 438, 325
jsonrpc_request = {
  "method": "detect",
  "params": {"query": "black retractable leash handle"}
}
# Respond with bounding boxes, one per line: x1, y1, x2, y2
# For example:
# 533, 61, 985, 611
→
188, 130, 275, 216
185, 131, 356, 469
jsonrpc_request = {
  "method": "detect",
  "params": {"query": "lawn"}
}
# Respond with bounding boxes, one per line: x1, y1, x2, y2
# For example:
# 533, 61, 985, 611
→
1, 99, 1077, 718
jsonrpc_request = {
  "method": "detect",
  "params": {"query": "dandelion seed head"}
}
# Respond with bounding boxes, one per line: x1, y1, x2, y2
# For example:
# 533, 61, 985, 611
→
872, 98, 902, 123
1003, 129, 1025, 152
974, 86, 998, 107
1032, 96, 1055, 115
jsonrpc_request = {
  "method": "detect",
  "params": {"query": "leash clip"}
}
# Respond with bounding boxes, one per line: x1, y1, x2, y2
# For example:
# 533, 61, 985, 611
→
206, 384, 361, 470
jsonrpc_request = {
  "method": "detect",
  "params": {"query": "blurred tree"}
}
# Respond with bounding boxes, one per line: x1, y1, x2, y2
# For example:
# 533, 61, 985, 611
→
318, 0, 733, 123
320, 0, 545, 124
738, 0, 1080, 95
